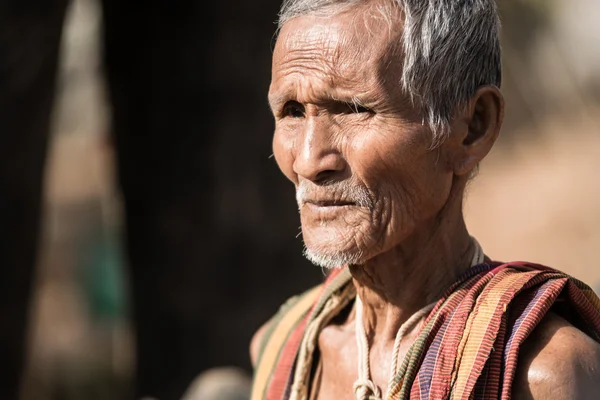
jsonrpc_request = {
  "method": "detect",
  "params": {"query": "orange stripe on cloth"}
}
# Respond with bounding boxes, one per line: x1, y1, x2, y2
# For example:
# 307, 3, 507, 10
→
251, 285, 321, 400
410, 269, 495, 400
499, 277, 567, 400
450, 268, 539, 399
266, 268, 350, 399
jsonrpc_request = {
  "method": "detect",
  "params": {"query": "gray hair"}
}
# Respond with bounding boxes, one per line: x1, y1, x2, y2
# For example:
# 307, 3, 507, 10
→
277, 0, 502, 147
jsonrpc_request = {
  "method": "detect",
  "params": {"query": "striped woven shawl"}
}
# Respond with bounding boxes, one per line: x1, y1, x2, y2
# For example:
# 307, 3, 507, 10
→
251, 262, 600, 400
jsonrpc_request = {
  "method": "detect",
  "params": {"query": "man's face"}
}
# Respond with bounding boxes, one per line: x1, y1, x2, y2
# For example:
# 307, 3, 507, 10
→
269, 9, 456, 268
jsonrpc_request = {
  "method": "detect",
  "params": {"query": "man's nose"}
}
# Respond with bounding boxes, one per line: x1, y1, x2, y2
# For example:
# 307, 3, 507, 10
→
293, 117, 346, 183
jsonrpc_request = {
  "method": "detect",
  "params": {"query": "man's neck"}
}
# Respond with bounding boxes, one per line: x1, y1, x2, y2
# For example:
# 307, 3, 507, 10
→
348, 202, 474, 344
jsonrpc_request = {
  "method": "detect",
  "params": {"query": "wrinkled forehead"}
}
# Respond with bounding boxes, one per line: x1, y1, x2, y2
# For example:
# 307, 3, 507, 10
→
272, 5, 403, 83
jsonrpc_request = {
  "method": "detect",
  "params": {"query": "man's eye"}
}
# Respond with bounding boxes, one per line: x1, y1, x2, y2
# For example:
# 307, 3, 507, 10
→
353, 105, 372, 114
282, 101, 305, 118
346, 102, 372, 114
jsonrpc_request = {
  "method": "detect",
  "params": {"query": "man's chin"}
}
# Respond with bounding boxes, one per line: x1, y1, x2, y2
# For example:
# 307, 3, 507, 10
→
302, 246, 366, 270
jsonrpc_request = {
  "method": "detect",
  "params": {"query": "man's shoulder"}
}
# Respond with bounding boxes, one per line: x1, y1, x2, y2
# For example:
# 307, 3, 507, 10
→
513, 312, 600, 399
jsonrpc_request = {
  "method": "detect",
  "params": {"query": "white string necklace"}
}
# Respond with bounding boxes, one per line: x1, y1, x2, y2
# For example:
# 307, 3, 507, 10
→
352, 239, 484, 400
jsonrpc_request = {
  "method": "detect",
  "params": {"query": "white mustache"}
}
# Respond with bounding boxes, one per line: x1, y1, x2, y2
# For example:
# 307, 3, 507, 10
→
296, 181, 373, 209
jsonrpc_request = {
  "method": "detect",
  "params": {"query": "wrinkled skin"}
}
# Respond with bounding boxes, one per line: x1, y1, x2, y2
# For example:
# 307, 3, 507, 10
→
254, 3, 600, 399
269, 10, 452, 268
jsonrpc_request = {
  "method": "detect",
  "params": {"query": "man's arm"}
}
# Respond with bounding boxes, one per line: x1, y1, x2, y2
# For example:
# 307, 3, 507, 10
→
512, 312, 600, 399
250, 322, 270, 367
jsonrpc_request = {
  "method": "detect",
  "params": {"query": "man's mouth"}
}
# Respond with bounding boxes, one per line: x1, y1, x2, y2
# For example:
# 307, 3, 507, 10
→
305, 200, 354, 207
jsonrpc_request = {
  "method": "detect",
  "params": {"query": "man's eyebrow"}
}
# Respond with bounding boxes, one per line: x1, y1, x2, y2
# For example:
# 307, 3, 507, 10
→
267, 94, 281, 109
267, 93, 287, 112
331, 94, 368, 107
268, 88, 374, 112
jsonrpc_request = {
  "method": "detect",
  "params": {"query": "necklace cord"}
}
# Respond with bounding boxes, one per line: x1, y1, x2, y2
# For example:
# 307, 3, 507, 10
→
354, 237, 484, 400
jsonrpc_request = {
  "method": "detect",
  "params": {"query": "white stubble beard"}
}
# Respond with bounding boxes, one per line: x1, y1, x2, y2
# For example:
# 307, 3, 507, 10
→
296, 181, 373, 269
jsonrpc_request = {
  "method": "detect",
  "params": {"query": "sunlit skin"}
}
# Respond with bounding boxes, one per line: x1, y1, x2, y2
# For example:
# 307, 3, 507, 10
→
269, 11, 457, 269
253, 3, 600, 399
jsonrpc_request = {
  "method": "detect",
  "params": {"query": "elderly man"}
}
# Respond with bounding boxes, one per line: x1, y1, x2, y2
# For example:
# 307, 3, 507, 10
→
250, 0, 600, 399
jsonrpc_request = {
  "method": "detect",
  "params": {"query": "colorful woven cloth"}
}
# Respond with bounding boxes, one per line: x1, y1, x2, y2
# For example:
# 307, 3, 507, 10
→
251, 262, 600, 400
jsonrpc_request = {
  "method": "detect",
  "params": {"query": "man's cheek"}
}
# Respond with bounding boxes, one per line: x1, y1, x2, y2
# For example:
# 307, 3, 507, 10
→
273, 138, 297, 183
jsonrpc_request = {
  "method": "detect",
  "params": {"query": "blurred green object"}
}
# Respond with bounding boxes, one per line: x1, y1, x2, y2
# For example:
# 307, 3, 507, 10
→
83, 227, 127, 321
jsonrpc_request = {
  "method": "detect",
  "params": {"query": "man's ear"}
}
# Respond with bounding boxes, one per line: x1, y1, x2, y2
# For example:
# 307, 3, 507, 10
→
452, 85, 504, 176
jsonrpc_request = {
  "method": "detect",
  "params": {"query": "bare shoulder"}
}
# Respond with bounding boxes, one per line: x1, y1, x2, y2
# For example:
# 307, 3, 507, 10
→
512, 312, 600, 400
250, 321, 270, 367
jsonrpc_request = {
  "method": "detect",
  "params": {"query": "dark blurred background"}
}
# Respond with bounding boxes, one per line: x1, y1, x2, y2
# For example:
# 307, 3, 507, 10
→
0, 0, 598, 399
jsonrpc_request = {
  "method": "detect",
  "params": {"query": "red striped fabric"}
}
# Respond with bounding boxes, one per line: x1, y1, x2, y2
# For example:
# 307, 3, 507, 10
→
259, 262, 600, 399
265, 268, 346, 399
